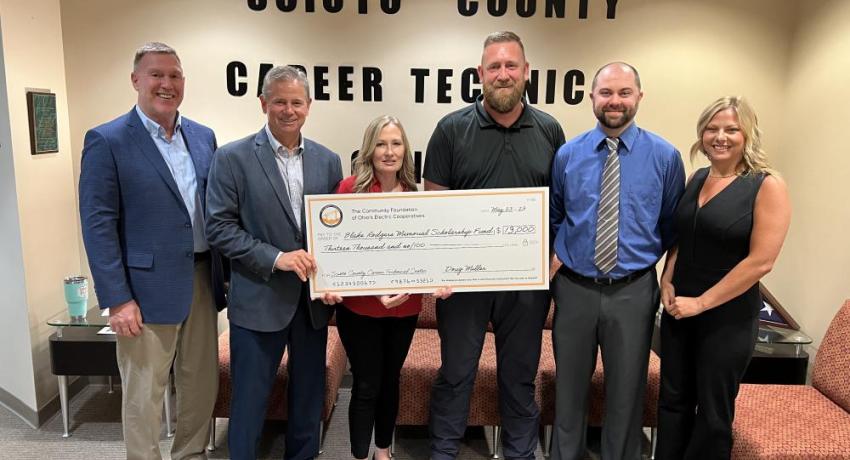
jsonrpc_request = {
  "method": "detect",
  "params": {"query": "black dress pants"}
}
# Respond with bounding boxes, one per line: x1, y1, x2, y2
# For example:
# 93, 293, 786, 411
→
656, 309, 759, 460
335, 306, 418, 459
429, 290, 550, 460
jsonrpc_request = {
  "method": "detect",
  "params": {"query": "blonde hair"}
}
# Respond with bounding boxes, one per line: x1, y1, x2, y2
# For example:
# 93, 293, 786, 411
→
353, 115, 417, 193
133, 42, 180, 71
690, 96, 777, 176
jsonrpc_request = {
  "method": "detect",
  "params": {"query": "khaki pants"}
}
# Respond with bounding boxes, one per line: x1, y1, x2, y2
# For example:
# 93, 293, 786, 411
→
116, 261, 219, 460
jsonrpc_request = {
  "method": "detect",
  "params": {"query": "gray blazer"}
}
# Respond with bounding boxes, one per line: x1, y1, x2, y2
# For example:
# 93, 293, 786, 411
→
206, 128, 343, 332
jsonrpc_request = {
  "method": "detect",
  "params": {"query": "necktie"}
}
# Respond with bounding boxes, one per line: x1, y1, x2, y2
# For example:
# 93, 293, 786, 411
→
594, 137, 620, 274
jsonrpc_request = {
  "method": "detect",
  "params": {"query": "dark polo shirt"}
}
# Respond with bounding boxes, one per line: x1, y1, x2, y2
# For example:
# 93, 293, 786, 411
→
423, 95, 565, 190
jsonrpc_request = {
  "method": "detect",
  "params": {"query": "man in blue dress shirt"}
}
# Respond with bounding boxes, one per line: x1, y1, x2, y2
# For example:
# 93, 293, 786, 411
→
549, 62, 685, 460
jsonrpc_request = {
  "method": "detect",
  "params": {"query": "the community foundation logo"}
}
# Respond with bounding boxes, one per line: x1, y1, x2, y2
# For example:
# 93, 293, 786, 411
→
319, 204, 343, 228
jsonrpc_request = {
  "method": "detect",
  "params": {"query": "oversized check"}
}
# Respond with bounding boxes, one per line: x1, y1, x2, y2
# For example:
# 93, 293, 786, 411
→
305, 187, 549, 297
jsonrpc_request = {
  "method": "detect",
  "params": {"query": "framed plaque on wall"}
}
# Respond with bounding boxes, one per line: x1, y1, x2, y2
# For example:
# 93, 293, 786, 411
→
26, 91, 59, 155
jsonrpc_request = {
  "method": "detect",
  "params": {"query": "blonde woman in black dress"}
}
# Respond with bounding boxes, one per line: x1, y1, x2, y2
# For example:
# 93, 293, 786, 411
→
656, 96, 791, 459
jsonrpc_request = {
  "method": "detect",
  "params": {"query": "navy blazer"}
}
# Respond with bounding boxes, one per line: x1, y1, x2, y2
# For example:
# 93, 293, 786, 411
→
206, 128, 343, 332
79, 108, 226, 324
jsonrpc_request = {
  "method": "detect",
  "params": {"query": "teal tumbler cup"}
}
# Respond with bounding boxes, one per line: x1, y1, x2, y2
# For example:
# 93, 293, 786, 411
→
63, 276, 88, 320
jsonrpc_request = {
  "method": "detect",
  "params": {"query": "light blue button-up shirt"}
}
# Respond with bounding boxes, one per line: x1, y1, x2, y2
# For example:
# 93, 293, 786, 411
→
135, 106, 208, 252
265, 124, 305, 229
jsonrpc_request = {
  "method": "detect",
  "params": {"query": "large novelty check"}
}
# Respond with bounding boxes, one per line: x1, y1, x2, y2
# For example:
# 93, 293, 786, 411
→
305, 187, 549, 297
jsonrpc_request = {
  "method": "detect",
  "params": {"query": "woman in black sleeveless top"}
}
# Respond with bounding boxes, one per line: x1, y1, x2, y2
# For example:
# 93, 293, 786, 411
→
656, 97, 791, 459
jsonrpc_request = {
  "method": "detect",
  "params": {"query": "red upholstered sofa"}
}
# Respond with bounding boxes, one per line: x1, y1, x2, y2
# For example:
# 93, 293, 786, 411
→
731, 299, 850, 459
207, 324, 348, 452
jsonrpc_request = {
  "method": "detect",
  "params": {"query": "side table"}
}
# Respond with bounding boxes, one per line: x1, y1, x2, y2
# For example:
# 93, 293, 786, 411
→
744, 324, 813, 385
48, 308, 174, 437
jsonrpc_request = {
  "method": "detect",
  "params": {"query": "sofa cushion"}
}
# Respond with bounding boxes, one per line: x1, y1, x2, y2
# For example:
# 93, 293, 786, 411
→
416, 295, 438, 329
545, 257, 562, 330
812, 299, 850, 413
213, 325, 346, 421
732, 383, 850, 459
397, 329, 500, 426
536, 331, 557, 424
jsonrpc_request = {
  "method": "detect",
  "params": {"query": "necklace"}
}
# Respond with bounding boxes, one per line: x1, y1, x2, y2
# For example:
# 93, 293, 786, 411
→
708, 170, 738, 178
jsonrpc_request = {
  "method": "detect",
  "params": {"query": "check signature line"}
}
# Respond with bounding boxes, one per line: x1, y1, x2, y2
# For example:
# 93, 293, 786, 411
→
444, 269, 533, 274
438, 276, 539, 282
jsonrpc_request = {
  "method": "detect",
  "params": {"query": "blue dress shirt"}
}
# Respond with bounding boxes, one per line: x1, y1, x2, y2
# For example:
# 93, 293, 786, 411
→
550, 122, 685, 279
135, 106, 208, 252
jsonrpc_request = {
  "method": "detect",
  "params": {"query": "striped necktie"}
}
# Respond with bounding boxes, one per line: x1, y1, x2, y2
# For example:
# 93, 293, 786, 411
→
594, 137, 620, 274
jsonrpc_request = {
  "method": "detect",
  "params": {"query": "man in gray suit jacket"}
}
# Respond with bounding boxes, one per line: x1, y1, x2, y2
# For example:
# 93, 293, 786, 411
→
206, 65, 343, 460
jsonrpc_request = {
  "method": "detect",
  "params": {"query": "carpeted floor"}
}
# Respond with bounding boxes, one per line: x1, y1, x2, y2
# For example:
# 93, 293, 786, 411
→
0, 384, 651, 459
0, 385, 534, 459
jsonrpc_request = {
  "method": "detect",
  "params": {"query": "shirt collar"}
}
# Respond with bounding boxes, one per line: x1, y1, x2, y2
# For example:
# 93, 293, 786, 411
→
265, 124, 304, 156
473, 94, 534, 129
591, 122, 639, 154
135, 105, 181, 139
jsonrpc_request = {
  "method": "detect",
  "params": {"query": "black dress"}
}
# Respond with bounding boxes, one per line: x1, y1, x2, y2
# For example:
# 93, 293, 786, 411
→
656, 167, 766, 460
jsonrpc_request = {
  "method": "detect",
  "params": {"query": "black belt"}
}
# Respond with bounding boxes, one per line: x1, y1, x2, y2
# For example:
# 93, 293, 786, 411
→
194, 251, 210, 264
558, 265, 653, 286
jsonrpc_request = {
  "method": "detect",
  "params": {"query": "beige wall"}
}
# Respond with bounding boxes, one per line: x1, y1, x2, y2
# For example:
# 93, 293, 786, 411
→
0, 13, 38, 412
60, 0, 793, 177
765, 0, 850, 349
0, 0, 83, 411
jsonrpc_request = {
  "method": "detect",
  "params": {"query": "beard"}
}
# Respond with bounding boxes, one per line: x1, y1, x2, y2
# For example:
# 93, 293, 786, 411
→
594, 106, 636, 130
483, 80, 525, 113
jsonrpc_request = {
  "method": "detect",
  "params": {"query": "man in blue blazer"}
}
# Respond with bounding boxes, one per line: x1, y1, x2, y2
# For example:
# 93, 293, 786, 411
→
206, 65, 343, 460
79, 42, 225, 460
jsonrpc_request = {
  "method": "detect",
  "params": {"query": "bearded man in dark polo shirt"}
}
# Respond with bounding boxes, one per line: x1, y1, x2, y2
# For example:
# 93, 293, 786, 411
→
423, 31, 565, 460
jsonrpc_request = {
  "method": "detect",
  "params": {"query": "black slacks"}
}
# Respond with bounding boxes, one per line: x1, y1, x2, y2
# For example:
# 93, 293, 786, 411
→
335, 306, 418, 459
656, 309, 759, 460
429, 290, 550, 460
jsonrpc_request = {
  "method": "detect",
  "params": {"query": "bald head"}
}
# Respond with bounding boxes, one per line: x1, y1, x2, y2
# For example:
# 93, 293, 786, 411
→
591, 62, 641, 91
590, 62, 643, 134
